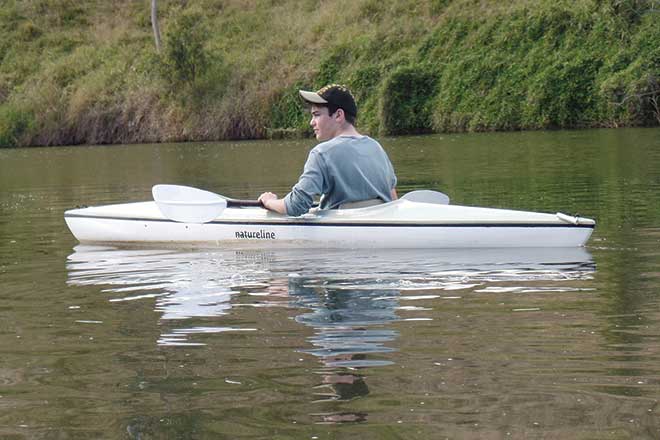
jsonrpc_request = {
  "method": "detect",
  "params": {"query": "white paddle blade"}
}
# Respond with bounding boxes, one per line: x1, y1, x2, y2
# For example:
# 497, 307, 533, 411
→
152, 184, 227, 223
401, 190, 450, 205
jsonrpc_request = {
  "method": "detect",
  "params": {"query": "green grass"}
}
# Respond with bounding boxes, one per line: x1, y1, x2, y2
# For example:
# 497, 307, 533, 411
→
0, 0, 658, 147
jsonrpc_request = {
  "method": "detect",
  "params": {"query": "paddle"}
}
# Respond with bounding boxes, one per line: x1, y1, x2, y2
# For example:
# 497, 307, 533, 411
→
152, 185, 451, 224
152, 184, 262, 223
401, 190, 450, 205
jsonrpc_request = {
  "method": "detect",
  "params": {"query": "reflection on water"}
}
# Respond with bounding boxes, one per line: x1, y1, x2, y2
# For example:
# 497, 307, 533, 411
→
66, 245, 595, 424
288, 274, 398, 420
290, 274, 399, 367
67, 245, 595, 348
66, 246, 267, 346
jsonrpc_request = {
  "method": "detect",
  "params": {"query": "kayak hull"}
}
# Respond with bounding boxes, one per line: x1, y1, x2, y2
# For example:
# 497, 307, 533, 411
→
64, 200, 595, 248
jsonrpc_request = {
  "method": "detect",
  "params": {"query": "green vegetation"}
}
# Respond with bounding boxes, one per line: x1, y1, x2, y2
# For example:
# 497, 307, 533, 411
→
0, 0, 658, 147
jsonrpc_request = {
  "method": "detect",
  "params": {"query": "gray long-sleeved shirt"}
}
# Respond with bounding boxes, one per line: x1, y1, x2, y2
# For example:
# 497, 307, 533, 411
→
283, 135, 397, 216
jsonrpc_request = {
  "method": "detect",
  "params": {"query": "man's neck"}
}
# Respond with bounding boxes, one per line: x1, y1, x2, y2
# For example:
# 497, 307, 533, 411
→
334, 124, 360, 138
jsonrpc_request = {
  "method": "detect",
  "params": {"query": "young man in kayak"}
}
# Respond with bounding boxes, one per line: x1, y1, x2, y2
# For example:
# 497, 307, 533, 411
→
258, 84, 397, 216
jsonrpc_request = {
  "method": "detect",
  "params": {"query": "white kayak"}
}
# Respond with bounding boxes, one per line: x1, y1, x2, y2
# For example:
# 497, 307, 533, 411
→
64, 186, 595, 248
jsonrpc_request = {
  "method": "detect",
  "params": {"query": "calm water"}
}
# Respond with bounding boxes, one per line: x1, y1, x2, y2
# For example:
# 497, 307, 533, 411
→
1, 128, 660, 439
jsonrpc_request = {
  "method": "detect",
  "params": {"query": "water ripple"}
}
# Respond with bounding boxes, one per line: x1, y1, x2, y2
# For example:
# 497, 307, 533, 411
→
67, 245, 595, 351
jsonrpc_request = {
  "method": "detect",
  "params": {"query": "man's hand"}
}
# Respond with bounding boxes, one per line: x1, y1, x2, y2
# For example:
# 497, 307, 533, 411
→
258, 192, 287, 214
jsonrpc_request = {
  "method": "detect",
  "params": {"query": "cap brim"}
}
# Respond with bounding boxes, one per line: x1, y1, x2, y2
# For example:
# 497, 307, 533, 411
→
299, 90, 328, 104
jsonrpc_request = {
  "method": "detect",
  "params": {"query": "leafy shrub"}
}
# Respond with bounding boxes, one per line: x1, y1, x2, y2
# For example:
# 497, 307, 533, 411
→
161, 7, 210, 88
351, 65, 382, 99
380, 65, 438, 135
0, 105, 34, 147
156, 6, 231, 109
347, 65, 382, 132
525, 54, 602, 128
268, 84, 310, 137
316, 44, 353, 87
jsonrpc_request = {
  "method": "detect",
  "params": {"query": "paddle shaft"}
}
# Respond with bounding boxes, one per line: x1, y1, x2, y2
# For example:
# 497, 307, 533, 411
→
226, 199, 264, 208
228, 191, 449, 208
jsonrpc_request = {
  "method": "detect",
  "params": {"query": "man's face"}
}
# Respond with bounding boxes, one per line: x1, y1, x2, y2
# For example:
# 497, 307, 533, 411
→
309, 105, 340, 141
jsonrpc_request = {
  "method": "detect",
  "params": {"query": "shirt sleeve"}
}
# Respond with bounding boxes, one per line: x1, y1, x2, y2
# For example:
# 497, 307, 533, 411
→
283, 149, 326, 216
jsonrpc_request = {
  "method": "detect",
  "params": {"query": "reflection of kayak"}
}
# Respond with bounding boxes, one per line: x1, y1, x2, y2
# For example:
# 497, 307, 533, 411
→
64, 198, 595, 248
66, 245, 594, 272
66, 245, 594, 300
66, 244, 594, 348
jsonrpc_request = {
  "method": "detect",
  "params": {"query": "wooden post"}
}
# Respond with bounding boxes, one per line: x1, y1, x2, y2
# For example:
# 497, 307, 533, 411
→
151, 0, 162, 53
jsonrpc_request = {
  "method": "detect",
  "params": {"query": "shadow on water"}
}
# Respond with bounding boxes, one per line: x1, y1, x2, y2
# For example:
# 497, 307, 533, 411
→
66, 245, 595, 426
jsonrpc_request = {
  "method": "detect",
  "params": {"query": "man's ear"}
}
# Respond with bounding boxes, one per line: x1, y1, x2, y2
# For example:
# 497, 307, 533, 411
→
334, 108, 345, 122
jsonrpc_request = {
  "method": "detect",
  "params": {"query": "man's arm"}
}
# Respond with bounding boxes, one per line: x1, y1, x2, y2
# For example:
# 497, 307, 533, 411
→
258, 192, 287, 215
391, 187, 398, 200
260, 150, 323, 216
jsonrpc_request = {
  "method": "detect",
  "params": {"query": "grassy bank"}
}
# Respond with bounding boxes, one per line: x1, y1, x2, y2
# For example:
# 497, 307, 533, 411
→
0, 0, 658, 147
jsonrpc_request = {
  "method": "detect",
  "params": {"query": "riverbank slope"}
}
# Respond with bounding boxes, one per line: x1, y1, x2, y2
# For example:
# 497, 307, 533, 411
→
1, 0, 658, 147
